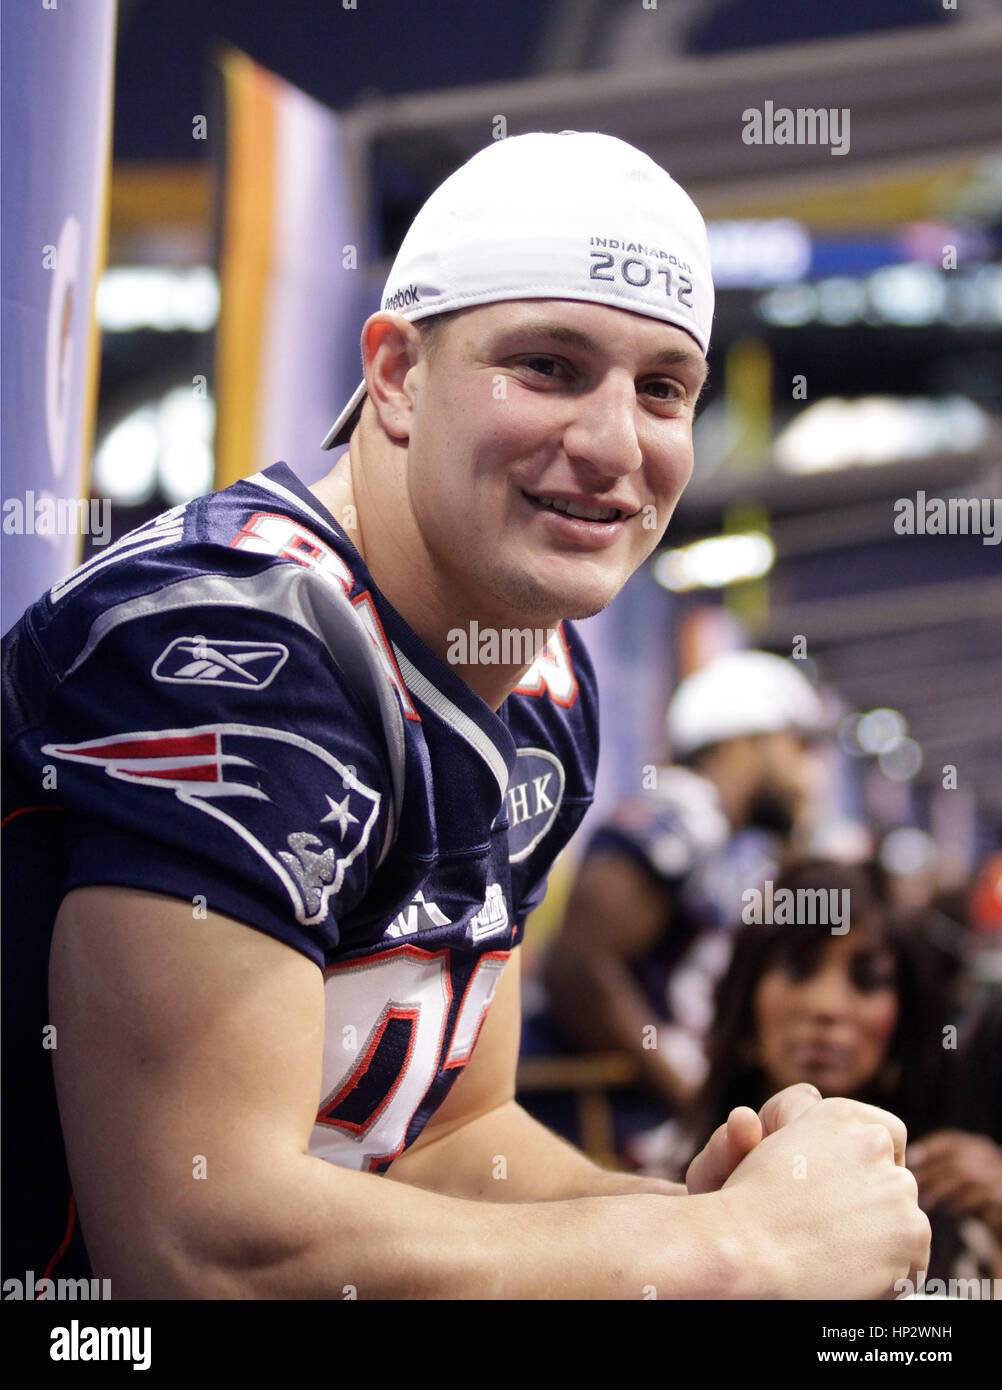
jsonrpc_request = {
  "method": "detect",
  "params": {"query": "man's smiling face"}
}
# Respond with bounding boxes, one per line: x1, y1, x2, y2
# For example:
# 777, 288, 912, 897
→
402, 298, 708, 628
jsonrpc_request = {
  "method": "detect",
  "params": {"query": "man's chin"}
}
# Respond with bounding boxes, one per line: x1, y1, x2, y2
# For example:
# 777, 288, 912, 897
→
515, 588, 615, 626
488, 567, 622, 626
556, 593, 616, 622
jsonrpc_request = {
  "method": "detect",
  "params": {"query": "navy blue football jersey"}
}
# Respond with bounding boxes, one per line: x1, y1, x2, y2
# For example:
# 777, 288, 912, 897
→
2, 462, 598, 1282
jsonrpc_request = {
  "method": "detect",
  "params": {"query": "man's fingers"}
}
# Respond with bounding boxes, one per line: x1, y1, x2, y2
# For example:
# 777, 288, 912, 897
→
758, 1083, 823, 1136
725, 1106, 763, 1163
761, 1090, 909, 1166
833, 1100, 909, 1167
685, 1121, 731, 1195
686, 1108, 763, 1194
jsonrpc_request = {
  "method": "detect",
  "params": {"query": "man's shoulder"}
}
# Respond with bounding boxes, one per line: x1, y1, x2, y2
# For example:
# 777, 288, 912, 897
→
3, 466, 404, 876
34, 464, 350, 626
1, 467, 404, 965
9, 464, 382, 696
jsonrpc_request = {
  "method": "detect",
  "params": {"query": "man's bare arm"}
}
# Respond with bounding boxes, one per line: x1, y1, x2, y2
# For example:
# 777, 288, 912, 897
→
543, 850, 698, 1109
50, 886, 929, 1299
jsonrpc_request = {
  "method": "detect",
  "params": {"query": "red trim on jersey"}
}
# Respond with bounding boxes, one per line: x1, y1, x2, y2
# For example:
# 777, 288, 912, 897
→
230, 511, 355, 592
512, 622, 579, 708
1, 804, 65, 828
316, 1006, 419, 1136
443, 949, 511, 1071
317, 943, 454, 1172
37, 1192, 77, 1293
351, 591, 421, 723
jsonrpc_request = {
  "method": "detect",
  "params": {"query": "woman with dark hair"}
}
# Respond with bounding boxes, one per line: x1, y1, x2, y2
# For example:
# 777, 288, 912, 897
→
658, 858, 1000, 1286
682, 859, 952, 1151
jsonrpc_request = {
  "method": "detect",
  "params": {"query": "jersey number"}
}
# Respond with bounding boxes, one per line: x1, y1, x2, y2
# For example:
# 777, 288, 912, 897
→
310, 944, 508, 1171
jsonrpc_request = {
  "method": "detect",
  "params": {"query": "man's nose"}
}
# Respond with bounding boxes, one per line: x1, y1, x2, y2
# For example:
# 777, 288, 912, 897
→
561, 372, 644, 480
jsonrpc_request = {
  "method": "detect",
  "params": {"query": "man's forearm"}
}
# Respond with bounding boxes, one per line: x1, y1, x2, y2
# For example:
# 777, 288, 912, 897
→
139, 1145, 746, 1300
387, 1099, 687, 1200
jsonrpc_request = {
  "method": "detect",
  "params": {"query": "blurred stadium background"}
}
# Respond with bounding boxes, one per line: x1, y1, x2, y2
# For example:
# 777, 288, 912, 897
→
5, 0, 1001, 1088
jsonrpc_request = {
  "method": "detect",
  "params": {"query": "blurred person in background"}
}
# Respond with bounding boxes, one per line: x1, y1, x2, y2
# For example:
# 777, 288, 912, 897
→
663, 858, 1002, 1286
909, 857, 1002, 1286
521, 649, 826, 1156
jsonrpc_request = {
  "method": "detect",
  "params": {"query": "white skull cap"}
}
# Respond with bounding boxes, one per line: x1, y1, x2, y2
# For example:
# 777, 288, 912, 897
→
321, 130, 714, 449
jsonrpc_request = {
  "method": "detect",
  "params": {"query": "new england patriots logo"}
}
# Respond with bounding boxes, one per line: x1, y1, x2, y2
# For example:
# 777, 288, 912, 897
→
41, 723, 382, 926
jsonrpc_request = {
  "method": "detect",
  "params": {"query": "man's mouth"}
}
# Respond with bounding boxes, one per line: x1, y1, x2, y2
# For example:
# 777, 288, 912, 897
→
523, 492, 624, 524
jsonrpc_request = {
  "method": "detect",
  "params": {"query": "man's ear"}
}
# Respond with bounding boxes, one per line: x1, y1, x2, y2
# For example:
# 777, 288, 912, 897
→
361, 313, 422, 442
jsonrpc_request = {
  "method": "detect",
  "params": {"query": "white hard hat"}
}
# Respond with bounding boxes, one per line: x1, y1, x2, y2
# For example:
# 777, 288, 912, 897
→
666, 651, 824, 758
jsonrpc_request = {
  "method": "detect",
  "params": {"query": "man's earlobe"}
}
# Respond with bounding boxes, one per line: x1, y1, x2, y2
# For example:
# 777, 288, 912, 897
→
360, 314, 421, 442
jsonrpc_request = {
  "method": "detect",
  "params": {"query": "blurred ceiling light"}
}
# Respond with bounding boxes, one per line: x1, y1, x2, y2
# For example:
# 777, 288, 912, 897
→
156, 388, 215, 504
866, 263, 945, 325
93, 408, 159, 506
973, 263, 1002, 321
815, 276, 868, 325
880, 826, 937, 876
97, 266, 219, 332
879, 737, 923, 782
857, 708, 907, 756
775, 394, 990, 473
93, 387, 215, 507
707, 218, 811, 288
774, 398, 855, 473
837, 713, 867, 758
758, 283, 818, 327
940, 275, 982, 327
757, 265, 1002, 328
654, 531, 775, 592
159, 442, 215, 506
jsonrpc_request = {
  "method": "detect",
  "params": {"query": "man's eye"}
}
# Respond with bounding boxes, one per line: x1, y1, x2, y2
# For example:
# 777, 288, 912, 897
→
523, 357, 562, 377
643, 379, 684, 402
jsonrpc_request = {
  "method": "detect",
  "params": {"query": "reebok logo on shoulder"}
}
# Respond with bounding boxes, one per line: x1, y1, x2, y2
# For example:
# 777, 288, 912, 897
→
152, 636, 289, 689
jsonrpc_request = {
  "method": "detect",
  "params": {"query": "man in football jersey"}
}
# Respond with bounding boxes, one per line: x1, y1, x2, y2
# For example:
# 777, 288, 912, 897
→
532, 651, 825, 1156
2, 132, 928, 1298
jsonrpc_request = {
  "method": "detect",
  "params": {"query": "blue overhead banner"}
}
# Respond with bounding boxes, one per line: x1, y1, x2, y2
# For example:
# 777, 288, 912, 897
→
1, 0, 117, 634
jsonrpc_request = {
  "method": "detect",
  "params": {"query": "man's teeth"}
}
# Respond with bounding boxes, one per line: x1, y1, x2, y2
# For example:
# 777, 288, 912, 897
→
535, 496, 620, 522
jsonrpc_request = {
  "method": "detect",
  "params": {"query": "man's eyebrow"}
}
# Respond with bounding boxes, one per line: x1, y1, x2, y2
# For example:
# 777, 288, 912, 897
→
495, 321, 708, 381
